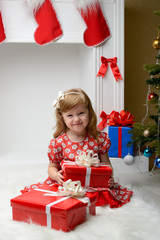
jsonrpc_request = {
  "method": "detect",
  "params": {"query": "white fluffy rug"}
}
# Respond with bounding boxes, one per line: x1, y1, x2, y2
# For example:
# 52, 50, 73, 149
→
1, 163, 160, 240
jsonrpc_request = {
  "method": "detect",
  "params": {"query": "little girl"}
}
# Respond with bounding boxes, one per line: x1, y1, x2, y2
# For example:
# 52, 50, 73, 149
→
22, 88, 132, 208
46, 88, 132, 207
48, 88, 113, 186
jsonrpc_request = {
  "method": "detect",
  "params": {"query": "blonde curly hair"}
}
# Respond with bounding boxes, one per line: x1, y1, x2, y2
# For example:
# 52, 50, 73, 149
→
53, 88, 99, 140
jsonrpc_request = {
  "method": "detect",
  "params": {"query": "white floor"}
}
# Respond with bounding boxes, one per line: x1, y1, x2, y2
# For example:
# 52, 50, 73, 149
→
0, 162, 160, 240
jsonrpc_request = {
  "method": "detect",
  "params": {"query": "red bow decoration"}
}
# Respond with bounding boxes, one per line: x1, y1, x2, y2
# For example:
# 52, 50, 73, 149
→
97, 56, 123, 81
98, 110, 135, 130
97, 111, 110, 131
108, 110, 135, 126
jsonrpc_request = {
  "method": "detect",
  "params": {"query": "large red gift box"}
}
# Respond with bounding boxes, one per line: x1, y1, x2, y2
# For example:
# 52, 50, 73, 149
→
10, 184, 97, 232
61, 160, 112, 188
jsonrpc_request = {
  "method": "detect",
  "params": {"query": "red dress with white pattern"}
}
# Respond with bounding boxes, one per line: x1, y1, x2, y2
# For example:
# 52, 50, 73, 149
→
21, 132, 133, 208
47, 132, 111, 164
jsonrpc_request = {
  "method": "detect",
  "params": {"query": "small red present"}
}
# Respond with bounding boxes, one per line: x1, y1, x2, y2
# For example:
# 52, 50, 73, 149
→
11, 184, 97, 232
61, 160, 112, 188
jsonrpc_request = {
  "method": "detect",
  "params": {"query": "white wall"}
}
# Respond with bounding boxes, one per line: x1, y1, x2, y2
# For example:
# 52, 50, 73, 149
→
0, 43, 95, 165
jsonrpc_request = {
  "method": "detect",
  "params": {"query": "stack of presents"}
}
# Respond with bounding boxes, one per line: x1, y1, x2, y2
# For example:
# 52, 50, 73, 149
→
10, 110, 134, 232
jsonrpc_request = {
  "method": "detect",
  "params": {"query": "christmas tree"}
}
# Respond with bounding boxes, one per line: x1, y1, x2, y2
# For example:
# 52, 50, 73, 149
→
130, 11, 160, 170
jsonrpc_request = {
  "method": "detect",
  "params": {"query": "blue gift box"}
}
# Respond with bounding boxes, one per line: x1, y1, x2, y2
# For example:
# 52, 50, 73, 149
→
108, 126, 133, 158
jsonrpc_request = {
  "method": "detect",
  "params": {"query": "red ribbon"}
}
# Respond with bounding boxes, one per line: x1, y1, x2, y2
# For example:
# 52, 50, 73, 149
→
98, 110, 135, 130
109, 110, 135, 126
97, 56, 123, 81
97, 111, 110, 131
118, 127, 122, 157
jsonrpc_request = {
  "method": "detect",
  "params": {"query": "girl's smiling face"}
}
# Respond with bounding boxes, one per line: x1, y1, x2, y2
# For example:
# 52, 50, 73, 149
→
62, 104, 89, 136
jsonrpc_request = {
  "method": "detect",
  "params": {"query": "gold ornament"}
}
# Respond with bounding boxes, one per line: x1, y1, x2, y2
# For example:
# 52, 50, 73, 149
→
153, 37, 160, 50
143, 129, 150, 137
155, 85, 160, 90
154, 85, 160, 90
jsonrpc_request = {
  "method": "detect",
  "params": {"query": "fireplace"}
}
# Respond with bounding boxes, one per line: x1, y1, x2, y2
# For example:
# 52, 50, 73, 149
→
0, 0, 148, 172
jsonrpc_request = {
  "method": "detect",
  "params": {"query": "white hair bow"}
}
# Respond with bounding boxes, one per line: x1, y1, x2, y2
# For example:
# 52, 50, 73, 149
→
53, 91, 65, 108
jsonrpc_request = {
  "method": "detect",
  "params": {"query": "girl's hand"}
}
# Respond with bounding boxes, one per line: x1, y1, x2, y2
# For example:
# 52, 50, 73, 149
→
54, 169, 64, 185
108, 176, 115, 188
48, 162, 64, 185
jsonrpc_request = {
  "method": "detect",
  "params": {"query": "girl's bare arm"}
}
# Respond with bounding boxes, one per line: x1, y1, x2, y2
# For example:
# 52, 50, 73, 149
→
48, 162, 64, 185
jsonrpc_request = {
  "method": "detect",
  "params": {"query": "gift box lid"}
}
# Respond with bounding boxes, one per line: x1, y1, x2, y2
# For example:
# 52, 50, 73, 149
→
61, 161, 112, 175
11, 185, 97, 217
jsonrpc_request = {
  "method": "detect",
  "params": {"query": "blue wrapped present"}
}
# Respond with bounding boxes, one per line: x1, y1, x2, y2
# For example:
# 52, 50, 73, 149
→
108, 126, 133, 158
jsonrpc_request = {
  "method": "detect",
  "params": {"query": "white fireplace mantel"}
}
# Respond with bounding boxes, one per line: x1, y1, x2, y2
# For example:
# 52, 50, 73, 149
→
0, 0, 143, 173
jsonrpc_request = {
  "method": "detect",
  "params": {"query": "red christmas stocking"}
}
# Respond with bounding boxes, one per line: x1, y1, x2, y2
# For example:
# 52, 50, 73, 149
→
0, 11, 6, 43
74, 0, 110, 47
26, 0, 63, 45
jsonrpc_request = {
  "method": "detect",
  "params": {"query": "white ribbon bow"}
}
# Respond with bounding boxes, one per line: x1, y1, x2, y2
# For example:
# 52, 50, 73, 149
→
58, 179, 86, 198
53, 91, 65, 108
75, 150, 100, 167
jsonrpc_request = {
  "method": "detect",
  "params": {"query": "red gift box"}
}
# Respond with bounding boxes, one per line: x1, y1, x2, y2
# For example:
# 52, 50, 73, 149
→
61, 161, 112, 188
10, 184, 97, 232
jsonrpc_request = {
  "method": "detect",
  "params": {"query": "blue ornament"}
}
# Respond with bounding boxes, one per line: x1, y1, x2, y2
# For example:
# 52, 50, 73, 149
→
143, 147, 153, 157
155, 157, 160, 168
